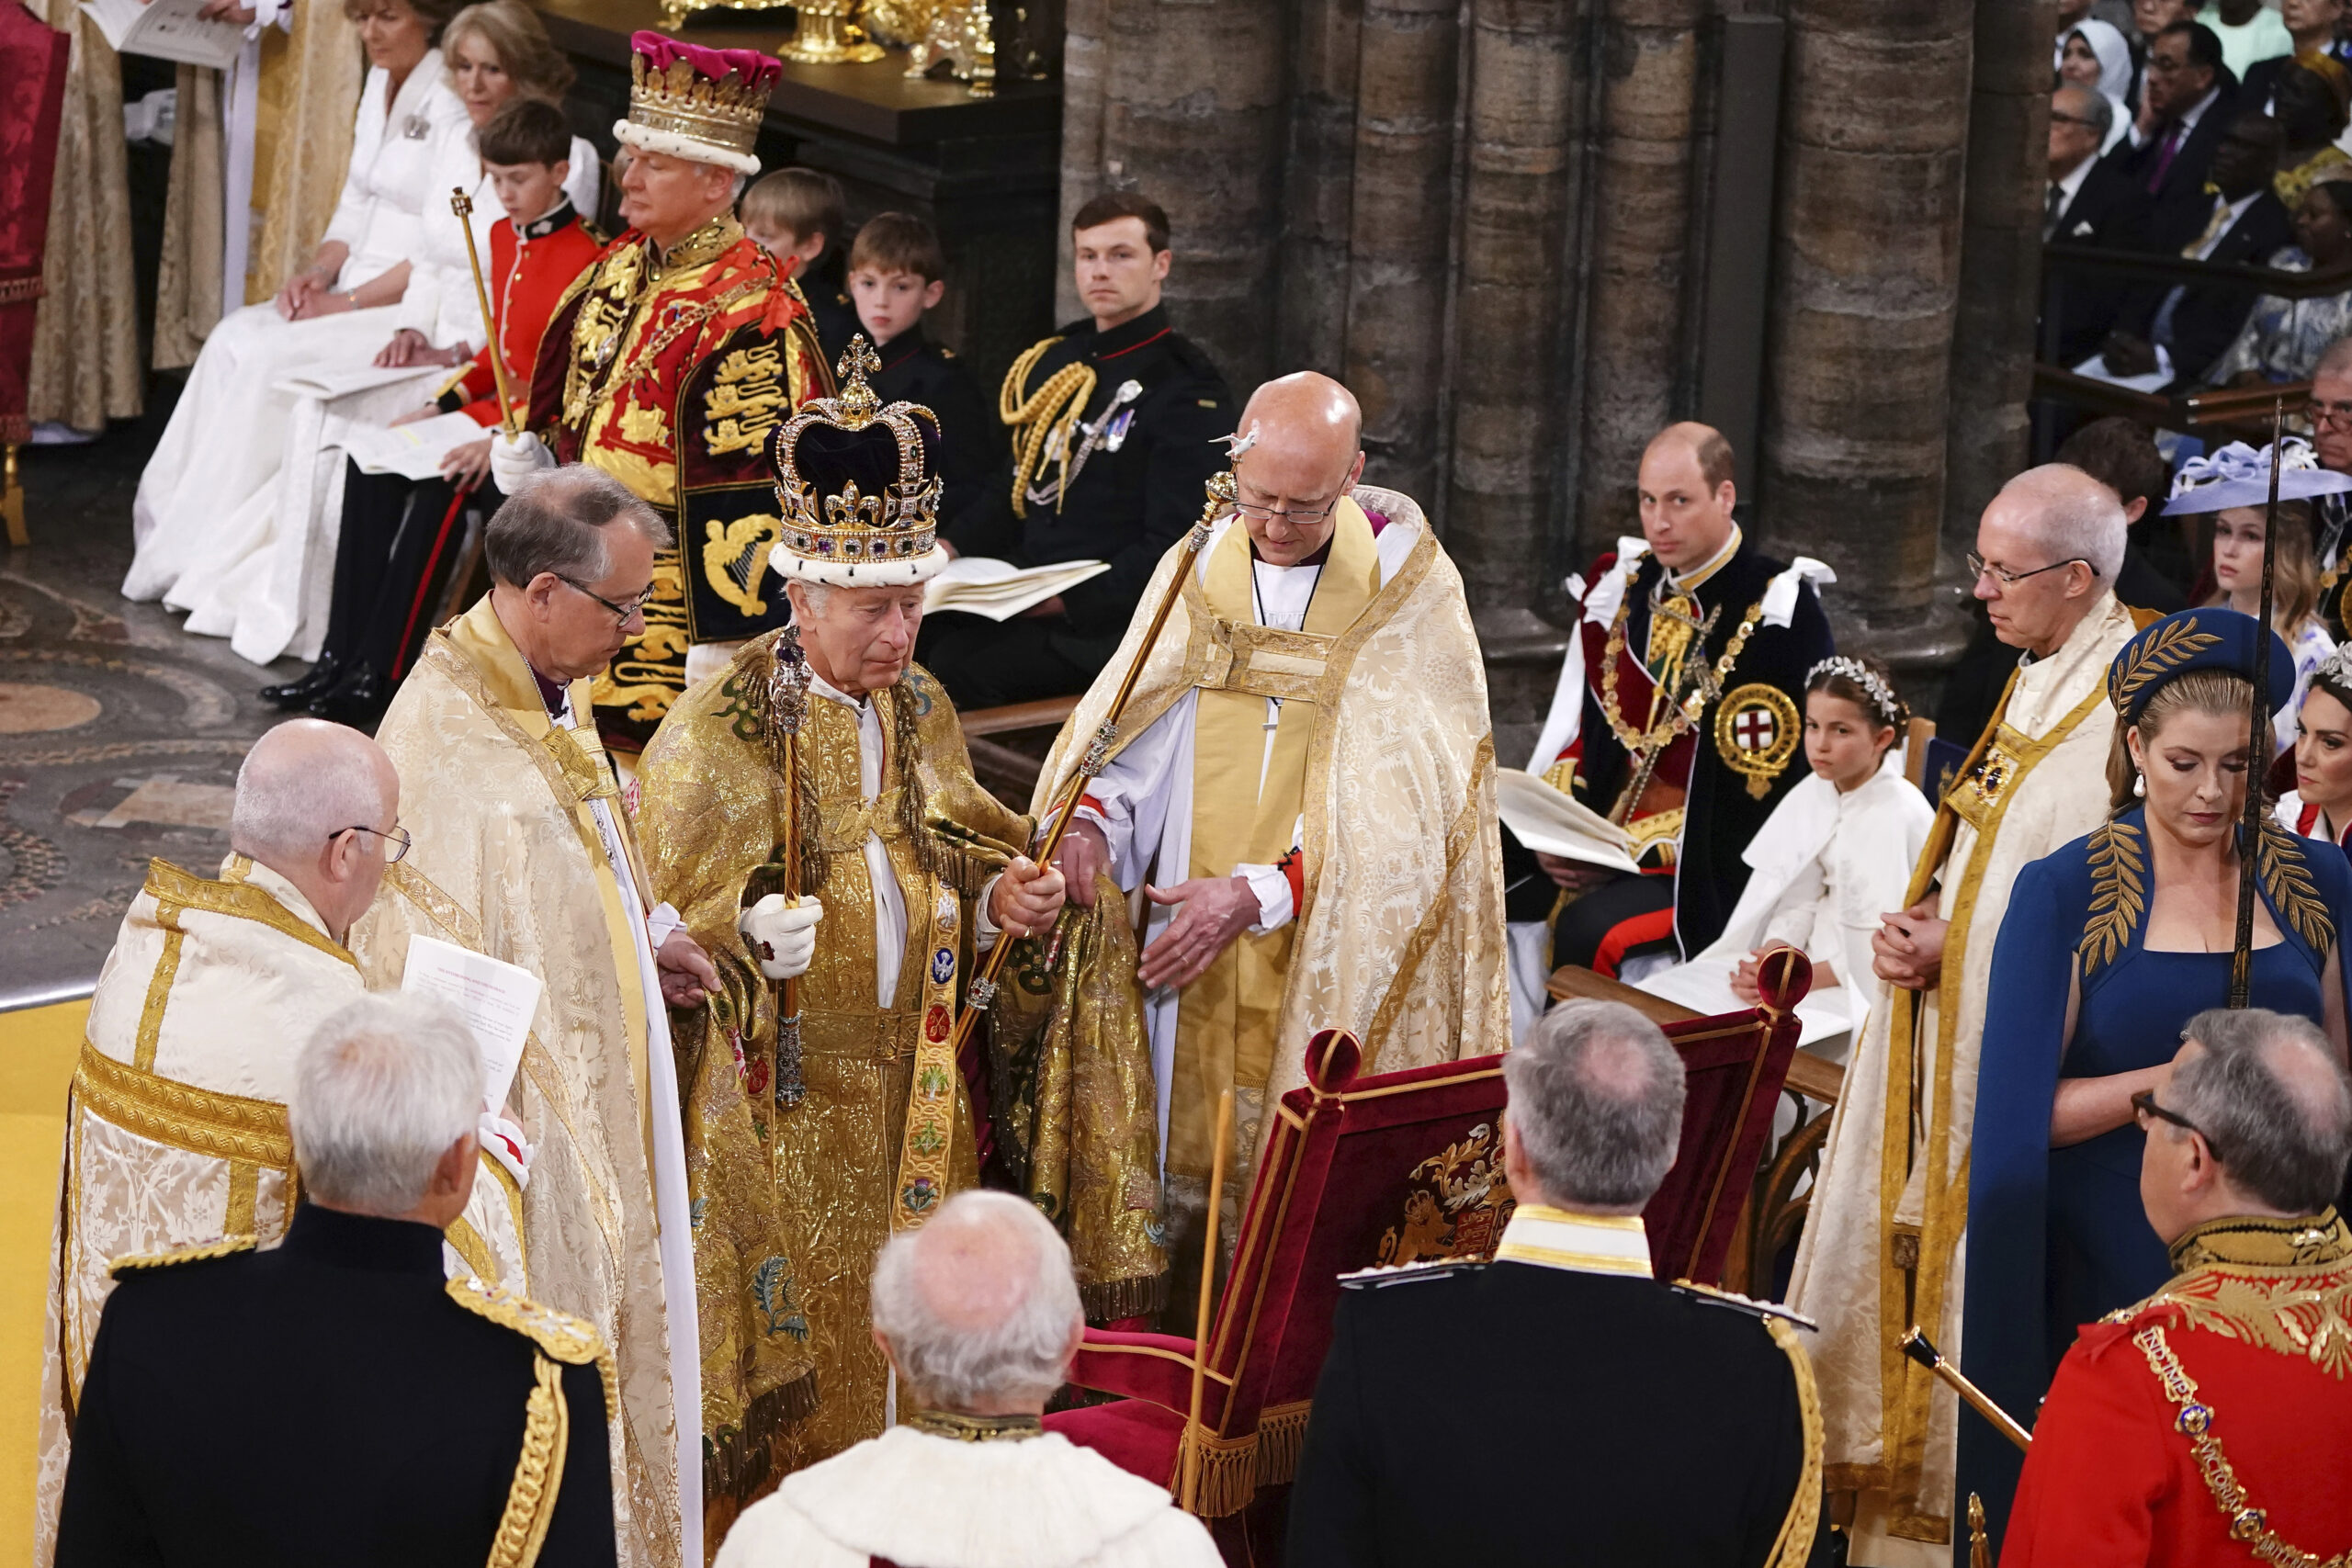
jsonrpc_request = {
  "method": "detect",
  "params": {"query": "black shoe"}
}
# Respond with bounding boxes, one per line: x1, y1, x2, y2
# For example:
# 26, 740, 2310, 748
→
260, 653, 342, 708
306, 662, 385, 725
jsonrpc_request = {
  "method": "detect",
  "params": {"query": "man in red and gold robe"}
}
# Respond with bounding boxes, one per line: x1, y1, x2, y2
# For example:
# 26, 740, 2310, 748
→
2000, 1005, 2352, 1565
493, 31, 831, 750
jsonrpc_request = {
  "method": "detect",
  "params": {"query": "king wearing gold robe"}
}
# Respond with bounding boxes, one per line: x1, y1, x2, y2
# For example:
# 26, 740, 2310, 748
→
1048, 372, 1510, 1276
638, 339, 1163, 1517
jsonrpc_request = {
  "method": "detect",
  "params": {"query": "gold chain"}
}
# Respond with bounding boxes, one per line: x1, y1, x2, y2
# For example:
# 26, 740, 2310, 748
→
1598, 559, 1762, 757
2132, 1322, 2352, 1567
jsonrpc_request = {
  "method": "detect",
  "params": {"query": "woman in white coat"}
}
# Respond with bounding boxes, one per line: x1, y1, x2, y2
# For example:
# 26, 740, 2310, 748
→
1644, 654, 1933, 1062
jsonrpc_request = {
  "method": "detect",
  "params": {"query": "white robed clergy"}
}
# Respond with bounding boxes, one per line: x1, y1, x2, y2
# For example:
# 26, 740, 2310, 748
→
351, 468, 718, 1568
33, 720, 524, 1566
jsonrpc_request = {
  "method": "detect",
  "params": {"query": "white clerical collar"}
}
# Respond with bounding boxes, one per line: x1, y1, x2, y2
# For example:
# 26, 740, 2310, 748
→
1668, 523, 1742, 592
1492, 1203, 1652, 1278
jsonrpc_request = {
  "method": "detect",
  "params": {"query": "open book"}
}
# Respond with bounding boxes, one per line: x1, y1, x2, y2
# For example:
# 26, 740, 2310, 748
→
922, 556, 1110, 621
341, 412, 485, 481
79, 0, 243, 69
1495, 767, 1643, 876
401, 935, 541, 1113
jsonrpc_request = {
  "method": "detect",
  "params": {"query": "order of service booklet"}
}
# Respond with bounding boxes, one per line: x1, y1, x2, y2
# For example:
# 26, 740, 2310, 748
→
920, 556, 1111, 621
79, 0, 243, 71
400, 934, 540, 1113
1494, 767, 1643, 876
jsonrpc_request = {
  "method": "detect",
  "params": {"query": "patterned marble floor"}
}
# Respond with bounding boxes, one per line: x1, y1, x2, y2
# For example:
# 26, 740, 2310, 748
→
1, 400, 303, 1007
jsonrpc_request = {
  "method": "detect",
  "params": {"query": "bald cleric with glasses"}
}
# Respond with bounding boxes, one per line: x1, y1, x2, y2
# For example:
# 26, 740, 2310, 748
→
32, 718, 528, 1560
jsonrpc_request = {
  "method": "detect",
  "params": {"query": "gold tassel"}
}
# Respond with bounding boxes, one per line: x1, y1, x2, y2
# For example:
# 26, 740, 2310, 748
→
1251, 1400, 1312, 1488
1177, 1425, 1261, 1518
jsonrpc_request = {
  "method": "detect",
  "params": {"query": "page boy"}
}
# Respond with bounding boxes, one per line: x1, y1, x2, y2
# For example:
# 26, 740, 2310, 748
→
263, 97, 603, 724
843, 210, 992, 525
741, 166, 857, 363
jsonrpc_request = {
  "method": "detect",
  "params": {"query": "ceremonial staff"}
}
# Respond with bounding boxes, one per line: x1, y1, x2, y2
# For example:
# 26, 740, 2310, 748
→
945, 469, 1238, 1054
743, 634, 813, 1105
449, 187, 520, 435
2229, 398, 2287, 1008
1901, 1328, 2031, 1453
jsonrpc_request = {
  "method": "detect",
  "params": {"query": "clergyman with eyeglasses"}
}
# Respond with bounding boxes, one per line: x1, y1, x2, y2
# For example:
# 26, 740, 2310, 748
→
350, 463, 722, 1559
1786, 465, 2141, 1559
33, 717, 524, 1561
1043, 370, 1508, 1297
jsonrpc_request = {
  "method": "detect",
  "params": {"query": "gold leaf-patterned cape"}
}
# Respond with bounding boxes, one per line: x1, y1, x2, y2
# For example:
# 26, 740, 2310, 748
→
35, 853, 522, 1562
1786, 592, 2139, 1553
353, 597, 681, 1568
636, 638, 1163, 1503
1031, 485, 1510, 1195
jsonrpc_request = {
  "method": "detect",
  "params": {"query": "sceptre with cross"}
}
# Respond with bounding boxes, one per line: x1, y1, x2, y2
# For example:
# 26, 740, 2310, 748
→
449, 187, 520, 436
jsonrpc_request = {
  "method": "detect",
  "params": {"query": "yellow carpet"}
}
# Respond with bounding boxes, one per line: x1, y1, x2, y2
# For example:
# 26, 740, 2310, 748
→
0, 1002, 85, 1567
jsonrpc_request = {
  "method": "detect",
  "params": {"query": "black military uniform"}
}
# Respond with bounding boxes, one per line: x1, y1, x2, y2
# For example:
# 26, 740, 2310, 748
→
1505, 532, 1833, 970
868, 322, 995, 531
800, 243, 859, 367
55, 1205, 616, 1568
1286, 1257, 1825, 1568
922, 304, 1231, 709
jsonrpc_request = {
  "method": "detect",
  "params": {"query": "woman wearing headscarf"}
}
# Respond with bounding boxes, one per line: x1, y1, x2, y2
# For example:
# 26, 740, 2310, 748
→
2060, 18, 2136, 154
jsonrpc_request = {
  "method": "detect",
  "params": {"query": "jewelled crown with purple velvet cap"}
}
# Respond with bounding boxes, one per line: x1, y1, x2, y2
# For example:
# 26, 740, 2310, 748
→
765, 334, 948, 589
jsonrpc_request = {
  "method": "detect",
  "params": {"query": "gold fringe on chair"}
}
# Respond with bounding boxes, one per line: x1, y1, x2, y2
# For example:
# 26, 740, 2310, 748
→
703, 1367, 821, 1504
1251, 1399, 1312, 1487
1177, 1425, 1261, 1517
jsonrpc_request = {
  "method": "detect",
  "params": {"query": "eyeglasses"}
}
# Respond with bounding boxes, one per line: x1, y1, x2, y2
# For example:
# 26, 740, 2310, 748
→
1967, 551, 2097, 585
556, 575, 655, 627
2132, 1088, 2224, 1157
333, 822, 413, 863
2308, 397, 2352, 430
2050, 111, 2104, 129
1232, 500, 1337, 526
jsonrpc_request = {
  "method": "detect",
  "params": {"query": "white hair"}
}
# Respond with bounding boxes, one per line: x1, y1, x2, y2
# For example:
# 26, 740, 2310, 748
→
870, 1190, 1081, 1411
290, 993, 482, 1216
2007, 462, 2129, 582
230, 721, 390, 872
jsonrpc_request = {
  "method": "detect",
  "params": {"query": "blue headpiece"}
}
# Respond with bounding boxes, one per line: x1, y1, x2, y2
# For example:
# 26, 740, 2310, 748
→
2105, 607, 2295, 727
2160, 436, 2352, 514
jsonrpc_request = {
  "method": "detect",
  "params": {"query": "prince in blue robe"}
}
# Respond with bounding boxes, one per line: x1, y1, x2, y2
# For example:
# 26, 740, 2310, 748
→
1960, 605, 2352, 1542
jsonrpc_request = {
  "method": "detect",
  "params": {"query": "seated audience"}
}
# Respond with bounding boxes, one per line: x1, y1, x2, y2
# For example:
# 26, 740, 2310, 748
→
53, 993, 615, 1568
2073, 416, 2192, 610
2062, 20, 2138, 153
847, 211, 995, 525
2244, 0, 2352, 106
2200, 0, 2295, 80
2309, 335, 2352, 637
741, 166, 857, 362
2269, 50, 2352, 206
2119, 22, 2242, 245
713, 1190, 1219, 1568
1999, 1007, 2352, 1564
1651, 655, 1931, 1058
2175, 443, 2339, 750
1287, 999, 1822, 1568
2213, 177, 2352, 385
262, 97, 603, 724
2045, 84, 2154, 368
2102, 110, 2291, 389
2278, 641, 2352, 846
2129, 0, 2199, 107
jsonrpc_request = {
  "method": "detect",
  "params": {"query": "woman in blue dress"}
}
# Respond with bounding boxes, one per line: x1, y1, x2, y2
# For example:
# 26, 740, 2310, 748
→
1960, 606, 2352, 1540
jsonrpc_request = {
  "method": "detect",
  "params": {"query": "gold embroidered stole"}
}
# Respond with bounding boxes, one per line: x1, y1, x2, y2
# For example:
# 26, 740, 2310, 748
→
442, 601, 655, 1157
1873, 669, 2109, 1522
1169, 502, 1381, 1177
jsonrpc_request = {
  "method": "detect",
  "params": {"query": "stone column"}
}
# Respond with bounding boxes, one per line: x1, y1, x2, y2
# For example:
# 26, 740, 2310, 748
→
1944, 0, 2061, 550
1758, 0, 1973, 649
1342, 0, 1462, 504
1275, 0, 1364, 378
1568, 0, 1704, 560
1054, 0, 1110, 324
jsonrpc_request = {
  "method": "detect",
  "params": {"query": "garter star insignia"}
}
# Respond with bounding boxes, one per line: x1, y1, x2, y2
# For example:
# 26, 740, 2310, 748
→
1714, 683, 1800, 798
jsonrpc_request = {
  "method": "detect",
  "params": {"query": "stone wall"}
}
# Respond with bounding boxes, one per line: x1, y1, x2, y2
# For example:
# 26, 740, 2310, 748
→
1061, 0, 2058, 756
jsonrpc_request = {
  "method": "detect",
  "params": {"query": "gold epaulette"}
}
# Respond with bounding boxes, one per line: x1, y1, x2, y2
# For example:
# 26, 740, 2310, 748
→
445, 1275, 607, 1369
108, 1234, 256, 1279
1336, 1257, 1482, 1289
1668, 1279, 1820, 1330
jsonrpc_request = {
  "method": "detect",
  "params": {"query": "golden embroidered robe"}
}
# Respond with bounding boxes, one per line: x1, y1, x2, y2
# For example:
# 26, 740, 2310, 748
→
637, 636, 1163, 1501
353, 597, 692, 1568
1787, 592, 2141, 1560
34, 852, 523, 1565
1033, 486, 1509, 1236
522, 215, 831, 748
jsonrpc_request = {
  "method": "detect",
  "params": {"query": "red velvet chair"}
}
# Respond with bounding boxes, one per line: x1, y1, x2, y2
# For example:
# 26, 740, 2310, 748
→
1042, 948, 1813, 1548
0, 6, 72, 546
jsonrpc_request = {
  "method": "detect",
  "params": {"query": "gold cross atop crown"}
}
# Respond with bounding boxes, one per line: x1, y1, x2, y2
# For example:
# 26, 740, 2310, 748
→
831, 336, 882, 427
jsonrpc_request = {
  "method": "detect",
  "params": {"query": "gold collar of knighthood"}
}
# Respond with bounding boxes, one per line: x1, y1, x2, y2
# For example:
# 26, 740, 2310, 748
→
560, 212, 756, 431
1593, 560, 1767, 860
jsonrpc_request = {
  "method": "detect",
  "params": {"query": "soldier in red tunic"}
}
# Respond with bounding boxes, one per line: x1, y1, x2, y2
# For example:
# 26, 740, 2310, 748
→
2000, 1005, 2352, 1566
492, 31, 832, 750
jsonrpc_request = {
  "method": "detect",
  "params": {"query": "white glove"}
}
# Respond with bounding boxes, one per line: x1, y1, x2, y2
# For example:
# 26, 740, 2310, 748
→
478, 1112, 533, 1191
489, 430, 554, 495
739, 894, 823, 981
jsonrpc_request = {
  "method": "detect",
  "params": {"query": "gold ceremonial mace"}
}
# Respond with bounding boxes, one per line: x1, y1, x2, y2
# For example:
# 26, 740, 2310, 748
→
943, 469, 1238, 1048
449, 187, 519, 435
1900, 1327, 2032, 1452
743, 633, 813, 1106
1180, 1089, 1235, 1515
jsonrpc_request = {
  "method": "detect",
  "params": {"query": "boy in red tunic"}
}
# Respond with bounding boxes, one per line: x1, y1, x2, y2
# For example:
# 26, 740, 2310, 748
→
266, 98, 604, 724
2001, 1005, 2352, 1566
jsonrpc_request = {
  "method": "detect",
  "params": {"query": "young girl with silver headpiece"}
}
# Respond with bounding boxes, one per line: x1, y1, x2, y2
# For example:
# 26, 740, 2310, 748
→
2280, 639, 2352, 848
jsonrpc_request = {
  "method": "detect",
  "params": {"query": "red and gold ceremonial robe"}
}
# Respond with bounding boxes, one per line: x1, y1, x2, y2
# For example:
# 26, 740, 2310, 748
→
2003, 1208, 2352, 1566
524, 212, 831, 747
